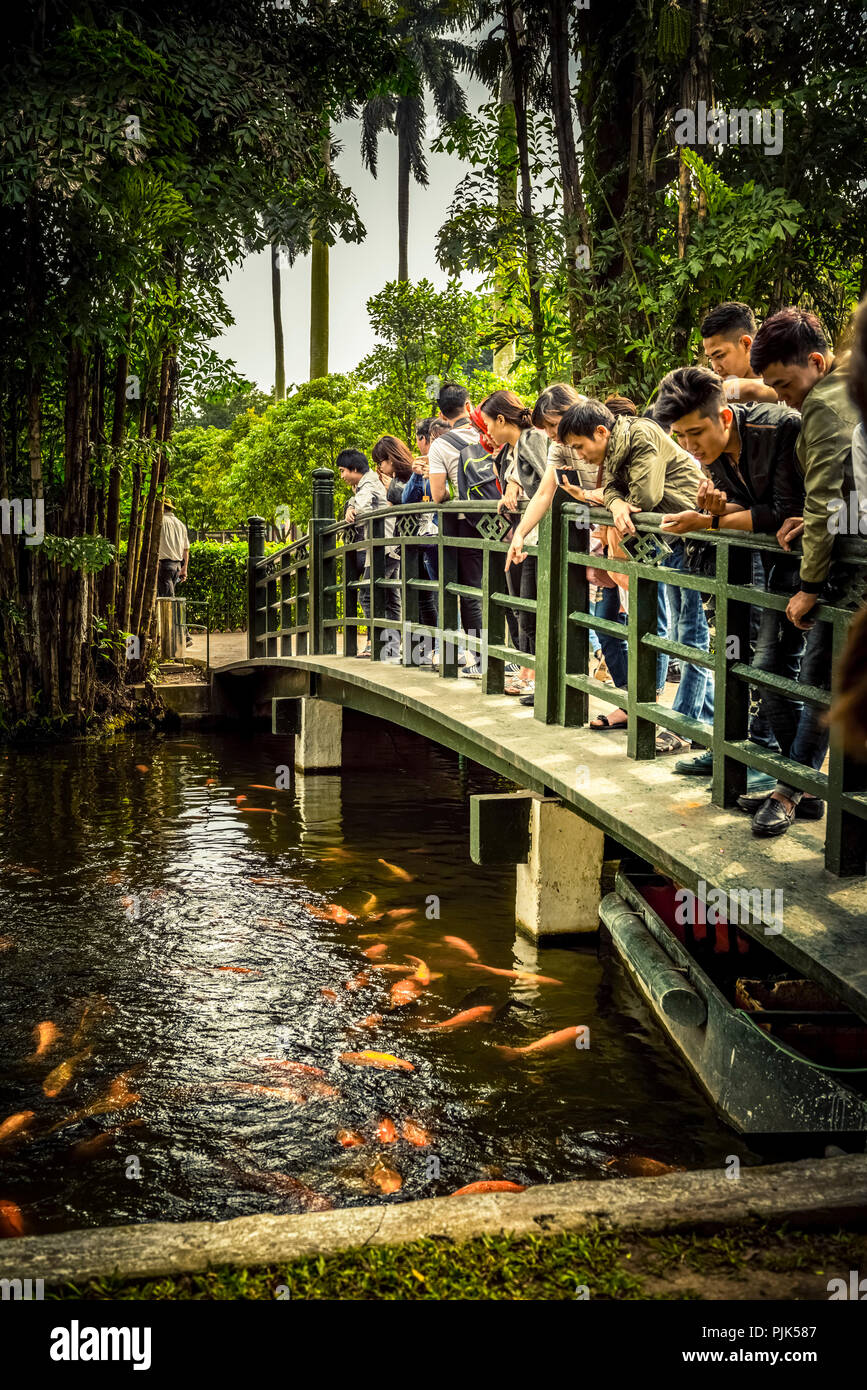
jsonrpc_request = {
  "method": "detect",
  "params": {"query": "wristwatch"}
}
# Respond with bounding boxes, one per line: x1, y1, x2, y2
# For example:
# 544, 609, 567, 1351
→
710, 514, 720, 530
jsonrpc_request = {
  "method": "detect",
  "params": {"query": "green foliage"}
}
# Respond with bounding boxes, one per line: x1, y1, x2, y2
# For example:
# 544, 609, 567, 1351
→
181, 540, 251, 631
222, 375, 387, 526
359, 279, 492, 440
37, 535, 115, 572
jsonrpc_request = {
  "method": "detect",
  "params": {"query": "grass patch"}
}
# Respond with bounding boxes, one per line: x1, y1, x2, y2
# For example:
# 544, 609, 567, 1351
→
48, 1223, 867, 1301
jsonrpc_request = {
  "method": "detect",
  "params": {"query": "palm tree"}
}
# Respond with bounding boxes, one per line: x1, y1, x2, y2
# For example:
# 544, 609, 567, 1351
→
360, 3, 472, 283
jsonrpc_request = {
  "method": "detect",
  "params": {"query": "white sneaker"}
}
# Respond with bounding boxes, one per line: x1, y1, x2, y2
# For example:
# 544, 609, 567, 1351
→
460, 662, 483, 680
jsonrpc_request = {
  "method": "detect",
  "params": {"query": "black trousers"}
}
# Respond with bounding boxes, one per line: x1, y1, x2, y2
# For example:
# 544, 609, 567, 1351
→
506, 553, 537, 656
158, 559, 181, 597
441, 513, 483, 638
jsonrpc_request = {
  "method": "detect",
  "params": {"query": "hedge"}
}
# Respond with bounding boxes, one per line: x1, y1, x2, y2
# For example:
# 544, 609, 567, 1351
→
181, 540, 282, 631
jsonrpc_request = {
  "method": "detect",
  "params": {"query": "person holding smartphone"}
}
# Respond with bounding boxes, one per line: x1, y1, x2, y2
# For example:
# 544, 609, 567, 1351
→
478, 390, 547, 698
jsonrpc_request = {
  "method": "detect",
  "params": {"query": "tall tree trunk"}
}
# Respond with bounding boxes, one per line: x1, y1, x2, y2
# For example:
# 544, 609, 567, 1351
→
504, 0, 546, 389
101, 316, 131, 620
271, 245, 286, 400
547, 0, 591, 384
493, 65, 518, 379
397, 119, 411, 284
309, 133, 331, 380
131, 348, 171, 641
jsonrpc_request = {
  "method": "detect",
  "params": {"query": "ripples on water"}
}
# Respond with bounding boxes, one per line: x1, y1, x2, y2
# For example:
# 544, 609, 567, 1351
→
0, 729, 751, 1233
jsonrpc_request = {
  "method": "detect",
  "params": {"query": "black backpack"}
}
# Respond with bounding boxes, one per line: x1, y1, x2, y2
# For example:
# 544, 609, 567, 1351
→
440, 428, 503, 503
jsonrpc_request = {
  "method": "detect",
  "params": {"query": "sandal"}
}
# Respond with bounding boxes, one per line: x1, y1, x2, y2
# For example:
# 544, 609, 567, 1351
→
504, 678, 527, 696
655, 729, 689, 755
590, 712, 628, 731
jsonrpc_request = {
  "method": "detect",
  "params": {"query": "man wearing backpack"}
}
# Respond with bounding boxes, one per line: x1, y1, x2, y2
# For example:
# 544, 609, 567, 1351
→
428, 382, 500, 677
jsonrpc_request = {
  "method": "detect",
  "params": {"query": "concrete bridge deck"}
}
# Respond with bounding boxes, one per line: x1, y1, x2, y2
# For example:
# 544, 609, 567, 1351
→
215, 652, 867, 1025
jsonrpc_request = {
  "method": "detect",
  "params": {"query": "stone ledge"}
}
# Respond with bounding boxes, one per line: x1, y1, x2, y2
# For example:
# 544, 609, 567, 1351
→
2, 1155, 865, 1288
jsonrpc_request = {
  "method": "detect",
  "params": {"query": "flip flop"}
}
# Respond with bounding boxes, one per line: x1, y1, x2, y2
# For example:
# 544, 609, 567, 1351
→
590, 713, 628, 731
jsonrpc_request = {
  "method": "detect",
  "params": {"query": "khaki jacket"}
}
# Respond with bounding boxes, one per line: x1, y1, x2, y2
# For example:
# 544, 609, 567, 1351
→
794, 360, 859, 588
602, 415, 704, 514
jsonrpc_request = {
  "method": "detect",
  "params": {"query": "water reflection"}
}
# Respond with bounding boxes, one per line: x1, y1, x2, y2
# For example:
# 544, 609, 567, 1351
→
0, 729, 752, 1234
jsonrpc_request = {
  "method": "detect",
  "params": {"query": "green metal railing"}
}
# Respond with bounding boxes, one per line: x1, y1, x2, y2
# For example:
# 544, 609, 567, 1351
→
248, 466, 867, 877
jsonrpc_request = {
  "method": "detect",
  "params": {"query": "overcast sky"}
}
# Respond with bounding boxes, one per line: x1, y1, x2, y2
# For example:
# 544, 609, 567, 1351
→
214, 85, 488, 393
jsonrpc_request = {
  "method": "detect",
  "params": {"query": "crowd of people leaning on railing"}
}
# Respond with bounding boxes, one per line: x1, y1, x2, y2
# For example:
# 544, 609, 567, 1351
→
333, 297, 867, 843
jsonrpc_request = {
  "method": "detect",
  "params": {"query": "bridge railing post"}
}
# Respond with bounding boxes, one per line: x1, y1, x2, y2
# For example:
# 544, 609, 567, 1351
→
246, 515, 266, 659
309, 468, 335, 655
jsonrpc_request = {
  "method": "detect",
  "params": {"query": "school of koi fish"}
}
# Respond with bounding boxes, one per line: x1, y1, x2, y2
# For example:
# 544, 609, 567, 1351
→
0, 734, 736, 1238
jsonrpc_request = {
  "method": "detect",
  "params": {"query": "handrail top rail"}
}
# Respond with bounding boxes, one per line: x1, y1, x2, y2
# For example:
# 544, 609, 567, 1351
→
256, 498, 867, 569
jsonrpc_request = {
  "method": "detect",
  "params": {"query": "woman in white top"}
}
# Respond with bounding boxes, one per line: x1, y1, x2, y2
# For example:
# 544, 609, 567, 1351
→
478, 390, 548, 698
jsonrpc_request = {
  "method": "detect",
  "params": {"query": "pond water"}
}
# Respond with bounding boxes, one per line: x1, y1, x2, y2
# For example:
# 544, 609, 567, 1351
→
0, 729, 753, 1234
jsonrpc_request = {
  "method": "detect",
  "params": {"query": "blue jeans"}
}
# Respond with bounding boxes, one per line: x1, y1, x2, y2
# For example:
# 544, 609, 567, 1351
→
749, 549, 779, 751
661, 541, 714, 725
752, 593, 831, 800
592, 584, 628, 689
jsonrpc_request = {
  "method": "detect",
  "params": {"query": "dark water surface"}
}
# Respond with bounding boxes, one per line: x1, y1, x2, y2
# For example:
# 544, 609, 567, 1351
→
0, 729, 752, 1233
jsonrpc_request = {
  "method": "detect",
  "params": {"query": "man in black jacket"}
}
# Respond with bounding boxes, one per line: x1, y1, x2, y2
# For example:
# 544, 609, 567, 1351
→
656, 365, 804, 786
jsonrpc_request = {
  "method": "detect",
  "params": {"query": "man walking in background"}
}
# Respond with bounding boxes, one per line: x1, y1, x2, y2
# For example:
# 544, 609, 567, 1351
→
158, 498, 189, 597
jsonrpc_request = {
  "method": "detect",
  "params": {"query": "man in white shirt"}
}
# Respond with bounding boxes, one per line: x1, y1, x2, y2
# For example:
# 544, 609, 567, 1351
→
427, 382, 483, 674
158, 498, 189, 597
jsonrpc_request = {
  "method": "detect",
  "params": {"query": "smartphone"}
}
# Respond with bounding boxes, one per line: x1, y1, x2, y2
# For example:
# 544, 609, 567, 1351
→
555, 466, 581, 487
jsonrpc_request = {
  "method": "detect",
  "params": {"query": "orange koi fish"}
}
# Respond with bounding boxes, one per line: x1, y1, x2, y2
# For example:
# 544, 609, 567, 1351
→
389, 978, 425, 1007
401, 1119, 432, 1147
206, 778, 218, 786
223, 1160, 333, 1211
377, 858, 414, 882
0, 1111, 36, 1147
369, 1160, 402, 1194
320, 988, 339, 1003
29, 1021, 61, 1059
452, 1180, 526, 1195
305, 902, 355, 925
71, 997, 113, 1049
404, 955, 430, 985
441, 935, 480, 960
214, 966, 261, 975
608, 1156, 685, 1178
236, 796, 248, 805
339, 1051, 415, 1072
370, 963, 415, 974
375, 1117, 398, 1143
345, 971, 371, 991
47, 1072, 141, 1133
135, 765, 149, 773
337, 1129, 365, 1148
361, 893, 378, 914
70, 1119, 145, 1162
0, 1199, 27, 1238
424, 1005, 495, 1031
468, 963, 563, 986
494, 1025, 584, 1060
0, 936, 15, 951
43, 1046, 94, 1098
247, 784, 285, 791
241, 807, 285, 816
362, 943, 388, 960
351, 1014, 382, 1030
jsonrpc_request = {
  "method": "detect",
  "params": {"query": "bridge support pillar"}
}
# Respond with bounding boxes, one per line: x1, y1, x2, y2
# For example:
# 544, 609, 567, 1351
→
516, 799, 604, 938
295, 697, 342, 774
